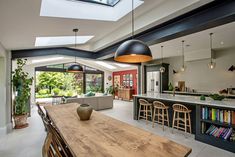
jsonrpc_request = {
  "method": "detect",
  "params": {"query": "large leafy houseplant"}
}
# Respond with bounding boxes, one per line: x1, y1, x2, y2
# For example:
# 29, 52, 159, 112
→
12, 59, 33, 128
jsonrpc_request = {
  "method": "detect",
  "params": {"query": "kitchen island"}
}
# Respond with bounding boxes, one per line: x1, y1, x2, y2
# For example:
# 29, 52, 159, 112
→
133, 93, 235, 153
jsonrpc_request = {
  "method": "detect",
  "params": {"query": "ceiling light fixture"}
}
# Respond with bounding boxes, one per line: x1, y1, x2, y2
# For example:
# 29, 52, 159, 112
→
114, 0, 152, 63
180, 40, 186, 72
208, 33, 216, 69
114, 63, 131, 68
95, 61, 117, 70
159, 46, 165, 73
32, 57, 64, 63
67, 28, 83, 73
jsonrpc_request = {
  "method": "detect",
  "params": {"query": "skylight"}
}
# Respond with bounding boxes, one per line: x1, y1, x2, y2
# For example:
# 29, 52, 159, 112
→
32, 57, 65, 63
114, 63, 131, 67
35, 36, 94, 47
95, 61, 117, 69
40, 0, 144, 21
76, 0, 120, 7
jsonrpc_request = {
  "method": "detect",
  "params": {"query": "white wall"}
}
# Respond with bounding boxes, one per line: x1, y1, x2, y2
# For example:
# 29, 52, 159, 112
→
0, 44, 12, 136
165, 47, 235, 93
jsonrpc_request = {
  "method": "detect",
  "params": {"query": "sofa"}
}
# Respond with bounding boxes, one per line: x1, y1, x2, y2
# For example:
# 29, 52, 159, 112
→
66, 95, 113, 111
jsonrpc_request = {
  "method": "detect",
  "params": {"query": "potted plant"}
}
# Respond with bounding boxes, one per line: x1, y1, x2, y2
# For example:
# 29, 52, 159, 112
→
12, 59, 33, 129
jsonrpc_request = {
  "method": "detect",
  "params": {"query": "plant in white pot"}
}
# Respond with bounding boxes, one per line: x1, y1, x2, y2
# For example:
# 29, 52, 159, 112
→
12, 59, 33, 129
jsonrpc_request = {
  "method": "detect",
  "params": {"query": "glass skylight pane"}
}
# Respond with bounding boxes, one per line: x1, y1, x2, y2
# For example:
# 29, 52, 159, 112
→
40, 0, 144, 21
77, 0, 120, 7
35, 36, 94, 47
95, 61, 117, 69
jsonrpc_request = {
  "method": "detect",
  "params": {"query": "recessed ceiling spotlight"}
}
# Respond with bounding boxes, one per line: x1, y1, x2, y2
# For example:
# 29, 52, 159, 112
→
220, 41, 224, 45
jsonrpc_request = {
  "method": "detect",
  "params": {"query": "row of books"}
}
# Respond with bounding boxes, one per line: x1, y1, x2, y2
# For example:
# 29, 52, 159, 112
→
205, 125, 233, 140
201, 107, 235, 124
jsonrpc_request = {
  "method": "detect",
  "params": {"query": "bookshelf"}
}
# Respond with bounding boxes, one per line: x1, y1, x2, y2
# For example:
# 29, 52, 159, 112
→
197, 105, 235, 153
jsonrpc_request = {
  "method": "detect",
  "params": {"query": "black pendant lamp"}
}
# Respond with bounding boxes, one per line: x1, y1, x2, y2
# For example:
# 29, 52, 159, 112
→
67, 28, 83, 73
114, 0, 152, 63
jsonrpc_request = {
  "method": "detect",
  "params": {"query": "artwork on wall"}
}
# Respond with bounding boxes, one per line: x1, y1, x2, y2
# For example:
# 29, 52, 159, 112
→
108, 75, 112, 81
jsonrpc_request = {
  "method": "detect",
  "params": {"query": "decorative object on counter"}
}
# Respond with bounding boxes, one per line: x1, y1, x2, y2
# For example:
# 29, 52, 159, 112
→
219, 89, 228, 95
168, 82, 174, 91
77, 104, 93, 121
200, 95, 206, 101
208, 33, 216, 69
180, 40, 186, 72
159, 46, 165, 73
67, 28, 84, 73
228, 65, 235, 71
114, 0, 152, 63
178, 81, 185, 92
209, 94, 225, 101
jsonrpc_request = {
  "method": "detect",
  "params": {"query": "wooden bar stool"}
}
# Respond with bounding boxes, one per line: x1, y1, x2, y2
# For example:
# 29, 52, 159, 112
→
138, 99, 152, 124
172, 104, 192, 134
152, 101, 170, 130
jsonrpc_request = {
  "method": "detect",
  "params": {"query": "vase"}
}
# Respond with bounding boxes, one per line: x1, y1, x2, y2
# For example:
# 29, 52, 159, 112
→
77, 104, 93, 121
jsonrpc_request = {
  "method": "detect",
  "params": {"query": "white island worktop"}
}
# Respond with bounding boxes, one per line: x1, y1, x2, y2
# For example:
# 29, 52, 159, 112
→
133, 93, 235, 109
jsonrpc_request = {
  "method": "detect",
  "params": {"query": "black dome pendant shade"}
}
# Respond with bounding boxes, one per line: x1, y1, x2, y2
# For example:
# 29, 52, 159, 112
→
67, 28, 83, 73
115, 40, 152, 63
114, 0, 152, 63
67, 64, 83, 73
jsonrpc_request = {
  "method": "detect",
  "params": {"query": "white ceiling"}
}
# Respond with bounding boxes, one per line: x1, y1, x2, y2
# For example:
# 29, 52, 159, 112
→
150, 22, 235, 60
0, 0, 212, 51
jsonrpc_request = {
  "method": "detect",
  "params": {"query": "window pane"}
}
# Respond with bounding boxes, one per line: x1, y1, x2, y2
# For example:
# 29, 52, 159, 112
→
85, 74, 103, 93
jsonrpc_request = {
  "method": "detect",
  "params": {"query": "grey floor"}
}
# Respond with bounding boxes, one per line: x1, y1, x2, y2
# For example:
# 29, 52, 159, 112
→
0, 100, 234, 157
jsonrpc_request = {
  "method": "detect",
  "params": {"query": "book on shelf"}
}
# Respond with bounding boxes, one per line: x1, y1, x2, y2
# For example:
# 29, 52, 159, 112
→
201, 107, 235, 125
204, 124, 234, 141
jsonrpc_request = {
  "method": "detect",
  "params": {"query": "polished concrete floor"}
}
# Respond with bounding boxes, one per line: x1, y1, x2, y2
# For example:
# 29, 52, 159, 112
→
0, 100, 234, 157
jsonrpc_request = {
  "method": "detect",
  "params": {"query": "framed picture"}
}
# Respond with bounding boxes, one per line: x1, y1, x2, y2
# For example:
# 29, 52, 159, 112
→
130, 74, 133, 80
130, 81, 133, 87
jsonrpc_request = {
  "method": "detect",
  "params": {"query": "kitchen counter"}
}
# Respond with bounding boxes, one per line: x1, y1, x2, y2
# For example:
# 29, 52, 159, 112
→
133, 93, 235, 109
163, 90, 235, 99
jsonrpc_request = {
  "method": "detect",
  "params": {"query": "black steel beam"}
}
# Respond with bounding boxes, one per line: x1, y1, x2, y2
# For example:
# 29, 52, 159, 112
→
11, 47, 95, 60
93, 0, 235, 59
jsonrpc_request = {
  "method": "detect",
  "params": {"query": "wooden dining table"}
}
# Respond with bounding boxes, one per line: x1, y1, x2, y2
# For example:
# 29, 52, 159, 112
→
44, 103, 192, 157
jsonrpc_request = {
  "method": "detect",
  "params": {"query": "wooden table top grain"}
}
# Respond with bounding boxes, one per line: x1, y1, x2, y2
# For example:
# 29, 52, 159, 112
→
44, 103, 191, 157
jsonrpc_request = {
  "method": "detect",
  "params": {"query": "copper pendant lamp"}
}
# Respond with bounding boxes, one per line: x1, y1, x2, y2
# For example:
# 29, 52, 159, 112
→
67, 28, 83, 73
114, 0, 152, 63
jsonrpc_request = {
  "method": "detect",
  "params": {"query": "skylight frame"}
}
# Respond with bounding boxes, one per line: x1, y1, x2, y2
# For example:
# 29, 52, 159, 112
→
35, 36, 94, 47
74, 0, 120, 7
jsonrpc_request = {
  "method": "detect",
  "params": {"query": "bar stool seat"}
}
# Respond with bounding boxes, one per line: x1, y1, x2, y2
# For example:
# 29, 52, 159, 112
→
172, 104, 192, 134
138, 99, 152, 124
152, 101, 170, 130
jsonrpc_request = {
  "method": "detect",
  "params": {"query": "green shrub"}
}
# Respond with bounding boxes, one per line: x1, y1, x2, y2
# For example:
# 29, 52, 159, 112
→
52, 88, 60, 96
66, 91, 74, 97
38, 89, 49, 95
36, 93, 52, 98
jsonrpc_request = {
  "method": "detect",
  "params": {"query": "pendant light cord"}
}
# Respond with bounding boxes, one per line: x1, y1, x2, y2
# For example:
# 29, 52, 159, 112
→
161, 46, 163, 64
210, 33, 213, 63
182, 40, 185, 67
73, 28, 78, 63
131, 0, 134, 39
